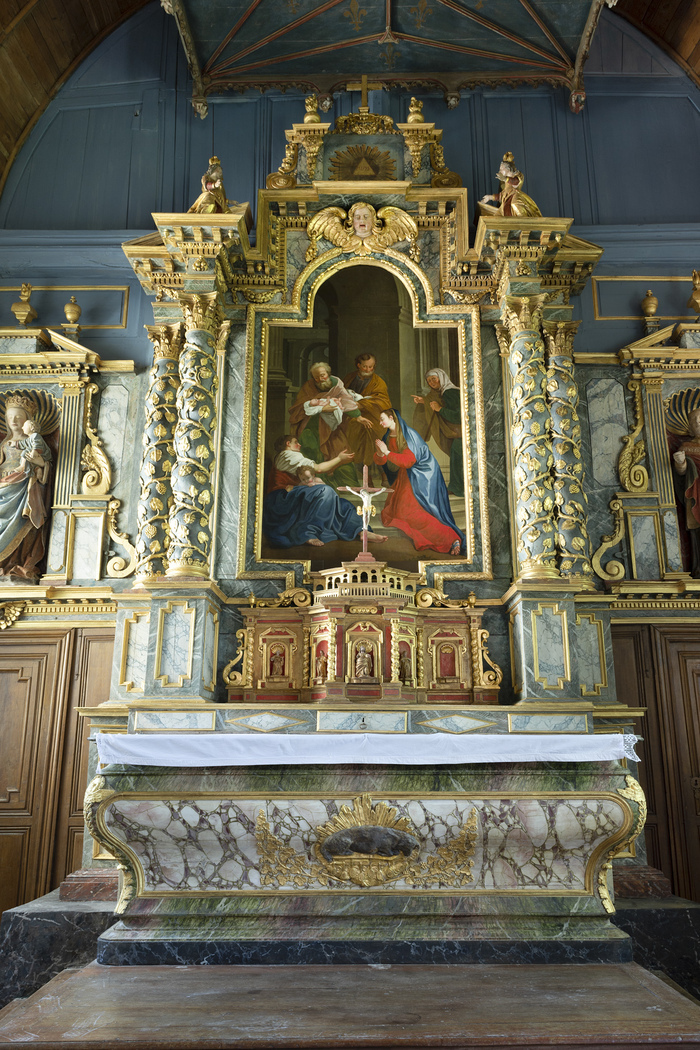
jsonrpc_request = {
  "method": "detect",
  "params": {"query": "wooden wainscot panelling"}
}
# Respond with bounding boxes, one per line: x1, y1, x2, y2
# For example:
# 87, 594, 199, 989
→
612, 622, 700, 903
0, 626, 115, 914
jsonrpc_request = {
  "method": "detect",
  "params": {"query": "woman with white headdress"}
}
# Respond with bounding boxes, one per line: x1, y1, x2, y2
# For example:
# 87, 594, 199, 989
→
412, 368, 464, 498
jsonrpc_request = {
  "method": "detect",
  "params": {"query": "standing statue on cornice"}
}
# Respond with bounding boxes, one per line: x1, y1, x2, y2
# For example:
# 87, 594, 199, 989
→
0, 393, 58, 581
188, 156, 237, 214
479, 151, 541, 218
672, 405, 700, 578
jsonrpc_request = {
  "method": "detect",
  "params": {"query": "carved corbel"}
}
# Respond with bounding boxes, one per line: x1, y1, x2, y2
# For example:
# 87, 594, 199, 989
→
598, 776, 647, 914
83, 776, 135, 914
223, 627, 250, 687
256, 587, 312, 608
469, 619, 503, 688
618, 380, 649, 493
591, 498, 626, 582
266, 142, 299, 190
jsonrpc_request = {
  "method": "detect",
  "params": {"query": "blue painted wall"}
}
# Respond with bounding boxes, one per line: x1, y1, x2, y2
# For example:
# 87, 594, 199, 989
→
0, 3, 698, 363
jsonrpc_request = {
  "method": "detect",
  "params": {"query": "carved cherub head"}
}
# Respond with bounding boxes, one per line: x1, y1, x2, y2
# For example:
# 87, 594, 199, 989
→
347, 202, 378, 239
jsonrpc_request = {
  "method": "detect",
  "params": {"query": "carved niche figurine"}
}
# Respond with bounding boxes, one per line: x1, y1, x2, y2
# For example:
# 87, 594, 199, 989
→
479, 151, 541, 218
399, 649, 412, 683
305, 202, 419, 262
269, 646, 285, 677
188, 156, 236, 214
0, 393, 58, 581
315, 648, 328, 681
355, 642, 373, 678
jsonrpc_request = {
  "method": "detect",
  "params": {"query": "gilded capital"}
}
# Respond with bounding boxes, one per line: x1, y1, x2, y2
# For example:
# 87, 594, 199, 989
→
542, 319, 581, 357
146, 323, 184, 361
179, 292, 222, 335
503, 294, 547, 339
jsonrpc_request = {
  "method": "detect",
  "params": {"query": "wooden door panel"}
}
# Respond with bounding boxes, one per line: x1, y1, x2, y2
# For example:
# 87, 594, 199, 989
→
50, 628, 114, 888
0, 631, 72, 911
652, 628, 700, 902
611, 624, 674, 880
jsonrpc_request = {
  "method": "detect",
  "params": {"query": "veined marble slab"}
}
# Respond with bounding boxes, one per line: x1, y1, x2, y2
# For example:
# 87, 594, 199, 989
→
508, 715, 588, 734
132, 711, 217, 732
102, 793, 630, 895
316, 711, 407, 733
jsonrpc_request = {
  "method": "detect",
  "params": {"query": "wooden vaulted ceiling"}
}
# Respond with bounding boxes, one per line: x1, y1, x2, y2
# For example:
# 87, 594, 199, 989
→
0, 0, 699, 198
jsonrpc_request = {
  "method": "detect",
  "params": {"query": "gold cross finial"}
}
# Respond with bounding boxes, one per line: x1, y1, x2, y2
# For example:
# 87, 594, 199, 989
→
345, 74, 383, 111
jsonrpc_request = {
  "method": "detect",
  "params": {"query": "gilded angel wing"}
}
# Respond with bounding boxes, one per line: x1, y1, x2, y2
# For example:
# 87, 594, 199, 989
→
373, 206, 420, 262
305, 207, 351, 262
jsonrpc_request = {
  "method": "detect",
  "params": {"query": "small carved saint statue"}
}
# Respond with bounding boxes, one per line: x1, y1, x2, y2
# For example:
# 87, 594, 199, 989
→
315, 648, 328, 682
399, 649, 412, 684
355, 642, 373, 679
270, 646, 285, 677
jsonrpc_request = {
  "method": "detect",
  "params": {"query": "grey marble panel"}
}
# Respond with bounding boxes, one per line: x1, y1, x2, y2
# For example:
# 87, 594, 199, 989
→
576, 615, 606, 698
123, 611, 149, 694
663, 509, 683, 572
132, 710, 217, 732
533, 606, 568, 689
630, 514, 661, 580
47, 509, 68, 574
509, 715, 588, 733
586, 377, 627, 488
317, 711, 407, 733
70, 514, 102, 582
157, 604, 194, 685
97, 383, 130, 494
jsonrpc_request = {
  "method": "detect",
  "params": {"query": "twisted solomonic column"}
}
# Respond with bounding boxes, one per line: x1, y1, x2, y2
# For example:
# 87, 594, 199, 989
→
502, 294, 559, 581
134, 323, 183, 580
166, 293, 230, 578
542, 319, 593, 583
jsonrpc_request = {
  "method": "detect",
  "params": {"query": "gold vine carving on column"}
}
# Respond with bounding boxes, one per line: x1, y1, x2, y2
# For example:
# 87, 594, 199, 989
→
256, 793, 478, 889
591, 498, 626, 582
618, 380, 649, 493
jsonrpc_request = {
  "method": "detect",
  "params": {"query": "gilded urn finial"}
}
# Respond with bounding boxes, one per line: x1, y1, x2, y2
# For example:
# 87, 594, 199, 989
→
407, 97, 424, 124
304, 94, 321, 124
62, 295, 82, 339
640, 289, 658, 317
10, 283, 38, 326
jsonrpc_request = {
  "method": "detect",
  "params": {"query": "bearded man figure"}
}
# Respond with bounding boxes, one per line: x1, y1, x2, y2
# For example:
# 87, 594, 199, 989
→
341, 353, 392, 470
289, 361, 360, 488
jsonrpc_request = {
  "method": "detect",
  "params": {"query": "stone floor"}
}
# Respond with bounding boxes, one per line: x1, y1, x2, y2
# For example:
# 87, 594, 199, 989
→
1, 961, 699, 1049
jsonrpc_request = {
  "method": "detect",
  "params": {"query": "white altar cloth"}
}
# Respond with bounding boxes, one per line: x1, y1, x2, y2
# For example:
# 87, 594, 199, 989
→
96, 732, 637, 767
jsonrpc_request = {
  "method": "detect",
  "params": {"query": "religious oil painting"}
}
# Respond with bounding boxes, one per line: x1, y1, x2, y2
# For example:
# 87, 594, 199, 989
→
258, 265, 476, 573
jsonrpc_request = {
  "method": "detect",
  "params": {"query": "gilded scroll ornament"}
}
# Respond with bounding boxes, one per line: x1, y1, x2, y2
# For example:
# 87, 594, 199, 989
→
256, 587, 312, 608
618, 380, 649, 493
0, 600, 26, 628
106, 498, 137, 578
429, 142, 462, 188
470, 623, 503, 687
266, 142, 298, 190
83, 776, 136, 913
416, 587, 477, 609
598, 776, 647, 915
334, 111, 396, 135
80, 383, 111, 496
305, 203, 419, 263
591, 499, 626, 582
223, 628, 249, 687
256, 794, 478, 890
